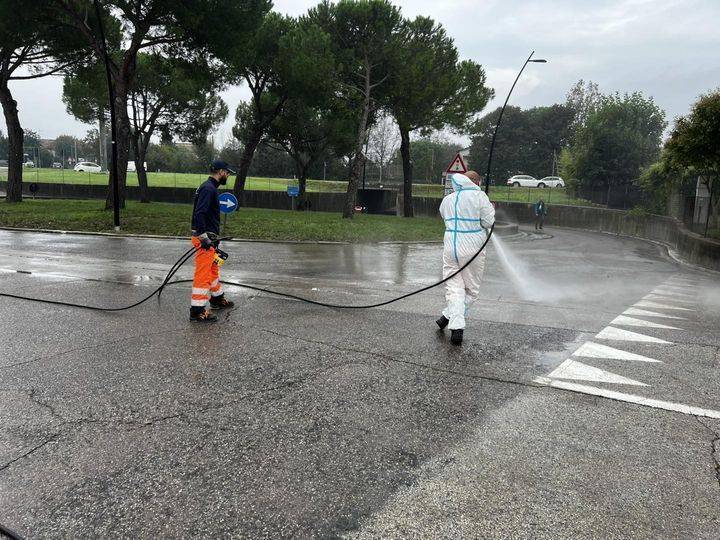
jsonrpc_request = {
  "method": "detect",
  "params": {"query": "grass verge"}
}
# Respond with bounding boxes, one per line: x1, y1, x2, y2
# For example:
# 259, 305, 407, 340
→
0, 199, 445, 243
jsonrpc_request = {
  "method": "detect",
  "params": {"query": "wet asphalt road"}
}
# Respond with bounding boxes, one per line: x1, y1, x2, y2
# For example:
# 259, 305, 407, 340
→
0, 227, 719, 539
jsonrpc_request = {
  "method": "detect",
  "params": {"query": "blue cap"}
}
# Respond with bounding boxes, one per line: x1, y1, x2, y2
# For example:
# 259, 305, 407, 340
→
210, 160, 236, 174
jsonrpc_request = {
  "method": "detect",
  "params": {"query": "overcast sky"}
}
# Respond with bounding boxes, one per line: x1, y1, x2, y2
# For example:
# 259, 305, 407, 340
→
14, 0, 720, 145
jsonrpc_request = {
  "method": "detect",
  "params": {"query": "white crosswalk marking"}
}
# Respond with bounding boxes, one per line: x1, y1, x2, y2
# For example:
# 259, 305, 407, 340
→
623, 308, 686, 320
533, 378, 720, 419
546, 359, 648, 386
572, 342, 661, 363
653, 288, 694, 297
596, 326, 672, 344
610, 315, 680, 330
644, 294, 694, 304
635, 300, 693, 311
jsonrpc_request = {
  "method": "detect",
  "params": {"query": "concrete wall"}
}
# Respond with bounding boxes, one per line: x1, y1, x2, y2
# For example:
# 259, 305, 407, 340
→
0, 180, 349, 213
0, 181, 402, 214
410, 196, 720, 272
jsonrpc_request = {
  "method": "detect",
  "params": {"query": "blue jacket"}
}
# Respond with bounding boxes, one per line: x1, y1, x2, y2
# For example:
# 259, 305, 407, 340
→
191, 177, 221, 235
534, 201, 548, 216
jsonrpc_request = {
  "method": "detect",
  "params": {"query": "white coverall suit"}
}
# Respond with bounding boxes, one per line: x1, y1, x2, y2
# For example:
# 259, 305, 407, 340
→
439, 173, 496, 330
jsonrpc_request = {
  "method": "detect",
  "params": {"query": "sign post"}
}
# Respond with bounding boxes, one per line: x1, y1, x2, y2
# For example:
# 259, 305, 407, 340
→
218, 192, 238, 234
287, 184, 300, 211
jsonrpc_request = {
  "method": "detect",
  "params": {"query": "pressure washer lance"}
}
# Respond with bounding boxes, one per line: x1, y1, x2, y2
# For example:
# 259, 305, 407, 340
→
0, 225, 494, 312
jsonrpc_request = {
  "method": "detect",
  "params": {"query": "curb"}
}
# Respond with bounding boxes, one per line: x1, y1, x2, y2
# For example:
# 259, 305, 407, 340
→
0, 226, 444, 246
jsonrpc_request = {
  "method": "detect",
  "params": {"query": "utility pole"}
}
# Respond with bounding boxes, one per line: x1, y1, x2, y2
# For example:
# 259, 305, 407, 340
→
484, 52, 547, 196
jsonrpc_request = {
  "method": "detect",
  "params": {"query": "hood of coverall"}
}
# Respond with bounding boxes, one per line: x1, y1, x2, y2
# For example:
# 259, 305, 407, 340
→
450, 173, 481, 192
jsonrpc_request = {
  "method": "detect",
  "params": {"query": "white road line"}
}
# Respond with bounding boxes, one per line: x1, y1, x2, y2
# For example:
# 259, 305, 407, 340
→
573, 342, 662, 363
643, 294, 695, 304
534, 377, 720, 420
635, 300, 694, 311
610, 315, 680, 330
657, 284, 695, 291
653, 288, 694, 297
547, 359, 648, 386
623, 308, 686, 320
596, 326, 672, 344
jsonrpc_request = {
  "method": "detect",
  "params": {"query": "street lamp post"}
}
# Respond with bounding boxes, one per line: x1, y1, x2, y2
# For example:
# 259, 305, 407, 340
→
94, 0, 120, 231
484, 51, 546, 196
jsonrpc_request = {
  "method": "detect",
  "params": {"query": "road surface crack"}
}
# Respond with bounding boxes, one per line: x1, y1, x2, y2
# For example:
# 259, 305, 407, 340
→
695, 416, 720, 490
257, 327, 540, 390
0, 434, 61, 473
0, 326, 190, 371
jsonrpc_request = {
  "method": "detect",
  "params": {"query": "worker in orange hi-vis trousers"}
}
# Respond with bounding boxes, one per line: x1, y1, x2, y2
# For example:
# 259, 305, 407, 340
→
189, 160, 236, 322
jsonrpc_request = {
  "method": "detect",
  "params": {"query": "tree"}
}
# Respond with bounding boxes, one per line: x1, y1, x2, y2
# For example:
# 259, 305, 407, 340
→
366, 113, 400, 184
385, 15, 492, 216
52, 0, 270, 210
470, 104, 574, 181
267, 96, 356, 202
0, 128, 7, 159
566, 79, 602, 133
665, 90, 720, 229
560, 92, 666, 204
63, 61, 111, 170
226, 13, 334, 204
404, 136, 462, 184
0, 0, 80, 201
310, 0, 403, 218
128, 53, 227, 202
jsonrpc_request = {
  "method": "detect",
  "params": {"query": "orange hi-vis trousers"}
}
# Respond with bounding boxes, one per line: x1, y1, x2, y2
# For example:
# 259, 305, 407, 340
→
190, 236, 223, 308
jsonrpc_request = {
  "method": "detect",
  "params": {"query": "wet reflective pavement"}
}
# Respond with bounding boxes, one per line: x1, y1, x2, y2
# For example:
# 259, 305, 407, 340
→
0, 227, 719, 538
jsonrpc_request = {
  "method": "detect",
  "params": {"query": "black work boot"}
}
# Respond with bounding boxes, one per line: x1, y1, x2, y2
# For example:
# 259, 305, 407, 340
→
190, 307, 218, 322
209, 294, 235, 310
450, 329, 464, 346
436, 315, 449, 330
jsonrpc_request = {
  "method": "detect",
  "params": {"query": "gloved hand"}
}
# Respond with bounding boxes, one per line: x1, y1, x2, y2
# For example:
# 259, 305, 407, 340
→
198, 232, 214, 250
207, 232, 220, 247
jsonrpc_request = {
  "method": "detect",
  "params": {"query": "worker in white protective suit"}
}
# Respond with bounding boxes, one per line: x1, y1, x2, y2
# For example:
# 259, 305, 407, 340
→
437, 171, 495, 345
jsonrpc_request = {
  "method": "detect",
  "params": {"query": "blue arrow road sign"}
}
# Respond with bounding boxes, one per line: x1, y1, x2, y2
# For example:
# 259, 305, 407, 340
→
219, 192, 238, 214
287, 186, 300, 197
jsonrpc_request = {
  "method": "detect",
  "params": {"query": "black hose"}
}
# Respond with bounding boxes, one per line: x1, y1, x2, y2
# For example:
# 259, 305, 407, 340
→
0, 226, 494, 312
0, 522, 24, 540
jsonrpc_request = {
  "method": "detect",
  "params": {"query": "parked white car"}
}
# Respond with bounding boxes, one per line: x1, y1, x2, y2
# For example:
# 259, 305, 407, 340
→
506, 174, 565, 188
126, 161, 147, 172
506, 174, 538, 187
538, 176, 565, 188
23, 161, 35, 168
74, 162, 102, 173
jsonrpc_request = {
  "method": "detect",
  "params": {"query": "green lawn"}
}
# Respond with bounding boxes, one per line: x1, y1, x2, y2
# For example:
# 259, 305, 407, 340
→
10, 168, 347, 192
0, 199, 445, 243
12, 168, 593, 206
412, 182, 592, 205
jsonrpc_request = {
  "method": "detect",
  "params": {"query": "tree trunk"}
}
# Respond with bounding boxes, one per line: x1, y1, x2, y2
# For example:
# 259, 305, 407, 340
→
400, 127, 413, 218
343, 59, 372, 219
99, 111, 108, 171
105, 81, 130, 210
0, 81, 23, 202
232, 124, 263, 206
133, 133, 150, 203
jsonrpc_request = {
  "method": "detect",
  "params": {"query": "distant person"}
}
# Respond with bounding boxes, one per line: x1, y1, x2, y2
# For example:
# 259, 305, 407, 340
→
534, 198, 548, 230
436, 170, 495, 346
189, 160, 236, 322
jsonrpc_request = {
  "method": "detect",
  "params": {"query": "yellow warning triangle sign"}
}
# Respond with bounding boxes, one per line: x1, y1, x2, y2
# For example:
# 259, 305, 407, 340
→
446, 153, 467, 174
